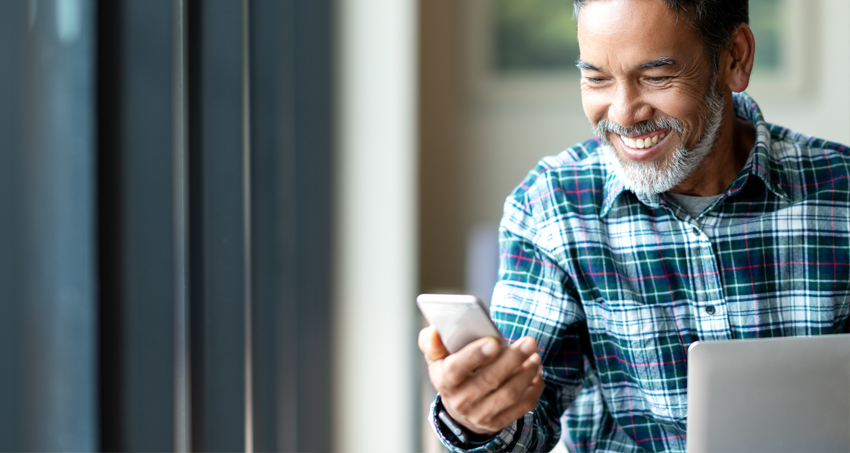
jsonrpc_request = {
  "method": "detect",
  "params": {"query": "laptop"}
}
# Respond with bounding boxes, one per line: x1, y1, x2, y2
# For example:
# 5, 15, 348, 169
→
686, 334, 850, 453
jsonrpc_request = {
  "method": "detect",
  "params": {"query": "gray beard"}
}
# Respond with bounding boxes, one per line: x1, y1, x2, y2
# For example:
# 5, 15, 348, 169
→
597, 86, 725, 196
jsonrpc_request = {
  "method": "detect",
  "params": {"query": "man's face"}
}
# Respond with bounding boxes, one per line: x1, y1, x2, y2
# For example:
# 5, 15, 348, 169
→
577, 0, 724, 194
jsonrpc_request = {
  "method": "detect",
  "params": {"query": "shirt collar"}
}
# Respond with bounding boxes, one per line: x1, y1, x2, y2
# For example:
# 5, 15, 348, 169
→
601, 91, 791, 217
601, 161, 626, 217
724, 91, 791, 201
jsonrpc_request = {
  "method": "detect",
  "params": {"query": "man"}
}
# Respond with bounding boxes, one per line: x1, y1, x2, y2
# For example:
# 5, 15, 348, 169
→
419, 0, 850, 452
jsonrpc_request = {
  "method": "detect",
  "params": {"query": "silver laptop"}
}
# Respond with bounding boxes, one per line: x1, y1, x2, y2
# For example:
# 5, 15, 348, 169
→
687, 334, 850, 453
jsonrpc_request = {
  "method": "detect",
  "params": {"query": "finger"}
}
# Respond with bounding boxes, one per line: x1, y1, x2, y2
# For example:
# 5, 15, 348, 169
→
463, 336, 538, 395
452, 357, 544, 434
439, 336, 503, 389
418, 326, 448, 364
441, 338, 537, 416
478, 366, 546, 432
472, 353, 541, 418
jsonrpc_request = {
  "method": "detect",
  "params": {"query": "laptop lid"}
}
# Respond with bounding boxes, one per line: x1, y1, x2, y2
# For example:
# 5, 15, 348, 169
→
686, 334, 850, 453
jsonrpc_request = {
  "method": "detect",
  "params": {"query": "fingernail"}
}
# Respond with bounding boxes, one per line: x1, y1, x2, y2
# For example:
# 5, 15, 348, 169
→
481, 339, 498, 356
520, 338, 536, 354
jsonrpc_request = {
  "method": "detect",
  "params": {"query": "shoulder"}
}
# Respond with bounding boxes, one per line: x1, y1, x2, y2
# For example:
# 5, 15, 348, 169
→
767, 123, 850, 198
769, 124, 850, 158
503, 138, 609, 229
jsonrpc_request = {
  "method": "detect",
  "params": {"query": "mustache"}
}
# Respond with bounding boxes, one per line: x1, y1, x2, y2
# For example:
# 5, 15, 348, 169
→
593, 117, 686, 140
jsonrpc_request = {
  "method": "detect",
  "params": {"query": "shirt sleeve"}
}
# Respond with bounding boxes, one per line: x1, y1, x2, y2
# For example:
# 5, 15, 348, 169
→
429, 177, 590, 453
429, 394, 525, 453
488, 208, 589, 452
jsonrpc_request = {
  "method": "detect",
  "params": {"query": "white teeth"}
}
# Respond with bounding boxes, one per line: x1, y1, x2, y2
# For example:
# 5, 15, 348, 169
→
620, 131, 668, 149
620, 132, 667, 149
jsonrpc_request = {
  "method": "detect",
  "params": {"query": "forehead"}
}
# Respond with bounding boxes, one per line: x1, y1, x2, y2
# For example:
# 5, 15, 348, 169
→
577, 0, 703, 70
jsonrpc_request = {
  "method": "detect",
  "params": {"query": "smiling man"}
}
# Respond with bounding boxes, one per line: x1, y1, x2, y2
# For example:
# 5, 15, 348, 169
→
419, 0, 850, 452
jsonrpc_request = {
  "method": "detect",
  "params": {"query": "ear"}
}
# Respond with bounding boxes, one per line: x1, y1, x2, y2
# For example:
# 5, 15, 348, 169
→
720, 23, 755, 92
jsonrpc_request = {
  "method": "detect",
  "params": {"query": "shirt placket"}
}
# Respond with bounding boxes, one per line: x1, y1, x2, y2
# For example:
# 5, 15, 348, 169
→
688, 221, 731, 340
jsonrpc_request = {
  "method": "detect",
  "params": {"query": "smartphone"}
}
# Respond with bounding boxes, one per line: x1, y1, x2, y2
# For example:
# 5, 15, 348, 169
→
416, 293, 508, 354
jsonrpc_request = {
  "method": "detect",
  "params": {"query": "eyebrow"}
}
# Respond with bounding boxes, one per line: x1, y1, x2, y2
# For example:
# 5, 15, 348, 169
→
575, 59, 600, 71
634, 57, 675, 70
575, 57, 676, 72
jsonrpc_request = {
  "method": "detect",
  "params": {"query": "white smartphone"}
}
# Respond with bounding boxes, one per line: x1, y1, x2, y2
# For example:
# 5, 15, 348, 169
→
416, 293, 508, 354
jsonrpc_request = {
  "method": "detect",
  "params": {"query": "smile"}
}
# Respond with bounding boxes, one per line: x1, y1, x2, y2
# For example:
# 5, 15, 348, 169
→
618, 130, 669, 150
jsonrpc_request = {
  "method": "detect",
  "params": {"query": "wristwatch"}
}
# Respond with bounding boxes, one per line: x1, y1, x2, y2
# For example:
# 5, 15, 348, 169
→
436, 407, 498, 447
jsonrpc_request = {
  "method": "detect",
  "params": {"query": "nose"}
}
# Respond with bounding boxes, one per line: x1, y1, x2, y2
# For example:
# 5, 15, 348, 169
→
607, 82, 652, 129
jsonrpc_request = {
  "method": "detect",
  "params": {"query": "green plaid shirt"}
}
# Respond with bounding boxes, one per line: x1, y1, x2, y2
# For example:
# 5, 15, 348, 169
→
431, 92, 850, 452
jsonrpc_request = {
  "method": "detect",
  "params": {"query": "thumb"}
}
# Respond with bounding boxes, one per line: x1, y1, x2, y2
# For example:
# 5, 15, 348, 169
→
418, 326, 449, 364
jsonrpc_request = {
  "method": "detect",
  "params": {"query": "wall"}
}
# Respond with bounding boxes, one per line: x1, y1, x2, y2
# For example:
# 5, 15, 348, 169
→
334, 0, 419, 451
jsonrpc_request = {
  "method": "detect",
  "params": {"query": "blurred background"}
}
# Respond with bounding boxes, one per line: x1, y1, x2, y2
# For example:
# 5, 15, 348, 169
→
0, 0, 846, 452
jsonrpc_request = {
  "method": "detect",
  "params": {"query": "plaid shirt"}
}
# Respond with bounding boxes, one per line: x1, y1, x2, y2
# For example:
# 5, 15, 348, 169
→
431, 92, 850, 452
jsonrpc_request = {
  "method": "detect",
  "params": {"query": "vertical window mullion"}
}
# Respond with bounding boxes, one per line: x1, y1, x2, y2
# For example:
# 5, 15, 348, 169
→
188, 0, 248, 450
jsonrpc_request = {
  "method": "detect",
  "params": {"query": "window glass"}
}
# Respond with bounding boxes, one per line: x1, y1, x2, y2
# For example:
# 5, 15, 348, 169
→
493, 0, 578, 73
750, 0, 783, 72
493, 0, 783, 74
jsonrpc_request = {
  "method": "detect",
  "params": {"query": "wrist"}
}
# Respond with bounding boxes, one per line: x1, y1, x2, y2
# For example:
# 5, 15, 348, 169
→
437, 407, 497, 447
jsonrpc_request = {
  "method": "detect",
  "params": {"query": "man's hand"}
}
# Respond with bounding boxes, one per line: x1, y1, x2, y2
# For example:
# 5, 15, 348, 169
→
418, 326, 545, 436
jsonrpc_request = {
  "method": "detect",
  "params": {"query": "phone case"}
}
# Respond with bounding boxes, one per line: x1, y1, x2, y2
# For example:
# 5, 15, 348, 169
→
416, 294, 508, 354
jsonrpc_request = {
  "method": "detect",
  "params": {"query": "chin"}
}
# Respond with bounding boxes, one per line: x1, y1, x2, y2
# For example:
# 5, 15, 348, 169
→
603, 142, 689, 195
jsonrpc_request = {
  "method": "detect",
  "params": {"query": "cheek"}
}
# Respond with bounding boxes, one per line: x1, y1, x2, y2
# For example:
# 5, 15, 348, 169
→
580, 90, 607, 124
644, 92, 690, 119
644, 92, 706, 135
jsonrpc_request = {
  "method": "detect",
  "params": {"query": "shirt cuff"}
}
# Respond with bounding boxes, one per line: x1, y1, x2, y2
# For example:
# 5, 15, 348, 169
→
429, 394, 522, 453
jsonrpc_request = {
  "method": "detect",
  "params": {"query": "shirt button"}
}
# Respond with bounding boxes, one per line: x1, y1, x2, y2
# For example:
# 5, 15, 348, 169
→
692, 227, 700, 236
705, 305, 716, 315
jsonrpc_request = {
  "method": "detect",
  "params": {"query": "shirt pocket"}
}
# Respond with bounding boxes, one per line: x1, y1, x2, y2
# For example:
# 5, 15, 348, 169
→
597, 300, 689, 423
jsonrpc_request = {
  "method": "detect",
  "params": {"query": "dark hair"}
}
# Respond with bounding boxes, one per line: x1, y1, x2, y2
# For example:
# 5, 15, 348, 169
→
573, 0, 749, 71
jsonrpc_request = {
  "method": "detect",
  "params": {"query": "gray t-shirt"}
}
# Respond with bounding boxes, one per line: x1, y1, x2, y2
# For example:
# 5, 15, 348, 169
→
667, 192, 721, 219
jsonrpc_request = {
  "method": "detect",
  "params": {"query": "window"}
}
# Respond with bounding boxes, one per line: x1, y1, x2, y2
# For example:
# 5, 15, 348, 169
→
469, 0, 812, 106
